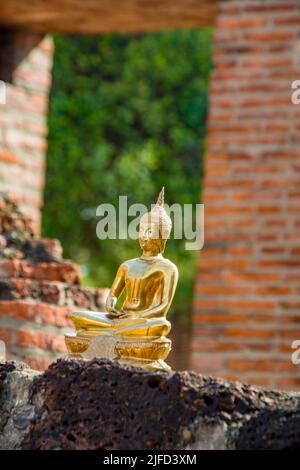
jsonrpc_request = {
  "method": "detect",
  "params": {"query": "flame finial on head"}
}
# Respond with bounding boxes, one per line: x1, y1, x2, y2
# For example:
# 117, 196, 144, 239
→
156, 187, 165, 207
140, 187, 172, 240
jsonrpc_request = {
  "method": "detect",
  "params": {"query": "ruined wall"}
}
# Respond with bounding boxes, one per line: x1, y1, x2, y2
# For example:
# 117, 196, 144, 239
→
0, 31, 53, 231
192, 0, 300, 389
0, 194, 108, 370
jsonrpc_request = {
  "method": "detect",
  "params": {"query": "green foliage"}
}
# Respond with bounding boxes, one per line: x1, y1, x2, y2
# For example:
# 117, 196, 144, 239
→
43, 30, 212, 324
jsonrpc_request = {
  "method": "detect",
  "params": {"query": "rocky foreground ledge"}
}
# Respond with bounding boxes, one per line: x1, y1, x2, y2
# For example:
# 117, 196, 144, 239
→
0, 359, 300, 450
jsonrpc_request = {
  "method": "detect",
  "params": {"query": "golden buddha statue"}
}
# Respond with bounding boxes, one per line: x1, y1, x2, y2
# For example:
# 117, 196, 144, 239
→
65, 188, 178, 371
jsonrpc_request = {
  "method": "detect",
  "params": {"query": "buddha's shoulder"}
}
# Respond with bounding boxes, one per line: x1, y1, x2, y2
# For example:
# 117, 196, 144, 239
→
120, 258, 139, 269
159, 258, 178, 275
120, 257, 177, 273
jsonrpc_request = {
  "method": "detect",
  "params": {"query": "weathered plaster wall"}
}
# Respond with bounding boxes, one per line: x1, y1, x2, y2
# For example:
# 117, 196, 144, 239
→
0, 195, 108, 370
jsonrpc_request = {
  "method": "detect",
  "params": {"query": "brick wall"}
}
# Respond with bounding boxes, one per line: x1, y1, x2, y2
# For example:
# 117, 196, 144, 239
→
0, 194, 108, 370
0, 31, 53, 232
192, 0, 300, 390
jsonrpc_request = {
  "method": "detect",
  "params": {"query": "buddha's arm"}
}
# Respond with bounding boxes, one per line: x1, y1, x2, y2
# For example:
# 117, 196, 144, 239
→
106, 264, 126, 317
140, 266, 178, 319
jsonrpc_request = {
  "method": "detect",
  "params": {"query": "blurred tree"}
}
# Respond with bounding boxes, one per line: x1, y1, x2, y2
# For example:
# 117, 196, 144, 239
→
43, 30, 212, 324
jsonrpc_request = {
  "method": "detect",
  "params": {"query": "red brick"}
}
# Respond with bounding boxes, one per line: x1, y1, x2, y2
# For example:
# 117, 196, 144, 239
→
194, 314, 247, 324
246, 343, 274, 352
193, 299, 222, 309
278, 343, 296, 352
242, 58, 292, 69
245, 3, 297, 13
195, 285, 247, 296
273, 16, 300, 26
280, 329, 300, 339
191, 341, 243, 352
245, 30, 295, 41
0, 32, 52, 230
195, 272, 222, 283
0, 149, 18, 165
190, 356, 225, 373
224, 328, 274, 339
255, 286, 291, 296
0, 260, 81, 283
275, 377, 300, 389
223, 300, 275, 311
218, 17, 267, 30
227, 246, 252, 256
279, 301, 300, 311
17, 329, 66, 353
24, 356, 53, 371
244, 377, 273, 388
227, 359, 295, 373
256, 259, 300, 268
0, 300, 71, 327
9, 278, 62, 303
199, 259, 248, 271
192, 0, 300, 390
0, 260, 22, 278
224, 271, 279, 283
280, 317, 300, 327
218, 374, 241, 382
0, 327, 12, 345
193, 327, 224, 338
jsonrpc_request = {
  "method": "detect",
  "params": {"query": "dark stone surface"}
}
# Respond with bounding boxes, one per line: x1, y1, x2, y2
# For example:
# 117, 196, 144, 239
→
237, 407, 300, 450
1, 359, 300, 449
0, 361, 17, 428
19, 359, 300, 450
0, 361, 31, 432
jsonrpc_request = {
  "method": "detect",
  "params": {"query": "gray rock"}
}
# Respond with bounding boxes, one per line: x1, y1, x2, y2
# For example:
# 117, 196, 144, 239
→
0, 361, 39, 449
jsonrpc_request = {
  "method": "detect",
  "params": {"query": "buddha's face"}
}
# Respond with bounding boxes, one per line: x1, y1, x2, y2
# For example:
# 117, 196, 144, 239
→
139, 221, 166, 255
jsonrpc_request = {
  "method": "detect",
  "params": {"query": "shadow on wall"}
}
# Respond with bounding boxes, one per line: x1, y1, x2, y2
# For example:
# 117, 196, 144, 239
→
168, 320, 192, 371
0, 28, 43, 83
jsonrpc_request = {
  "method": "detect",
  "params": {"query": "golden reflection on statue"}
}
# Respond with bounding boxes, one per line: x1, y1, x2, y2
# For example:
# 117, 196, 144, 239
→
65, 188, 178, 371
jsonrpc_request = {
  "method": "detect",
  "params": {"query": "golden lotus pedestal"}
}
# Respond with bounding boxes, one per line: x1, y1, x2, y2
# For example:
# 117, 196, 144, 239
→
65, 333, 172, 371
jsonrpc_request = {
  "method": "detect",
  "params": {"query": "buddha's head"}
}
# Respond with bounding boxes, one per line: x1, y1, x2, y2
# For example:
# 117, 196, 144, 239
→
139, 187, 172, 255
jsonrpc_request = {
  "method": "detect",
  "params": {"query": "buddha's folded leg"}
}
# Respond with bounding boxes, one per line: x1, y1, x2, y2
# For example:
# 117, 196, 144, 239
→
78, 328, 116, 337
114, 318, 171, 337
70, 310, 114, 330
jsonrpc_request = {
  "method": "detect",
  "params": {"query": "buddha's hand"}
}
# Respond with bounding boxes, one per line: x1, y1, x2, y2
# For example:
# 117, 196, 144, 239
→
108, 309, 122, 318
113, 312, 128, 320
106, 294, 121, 317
